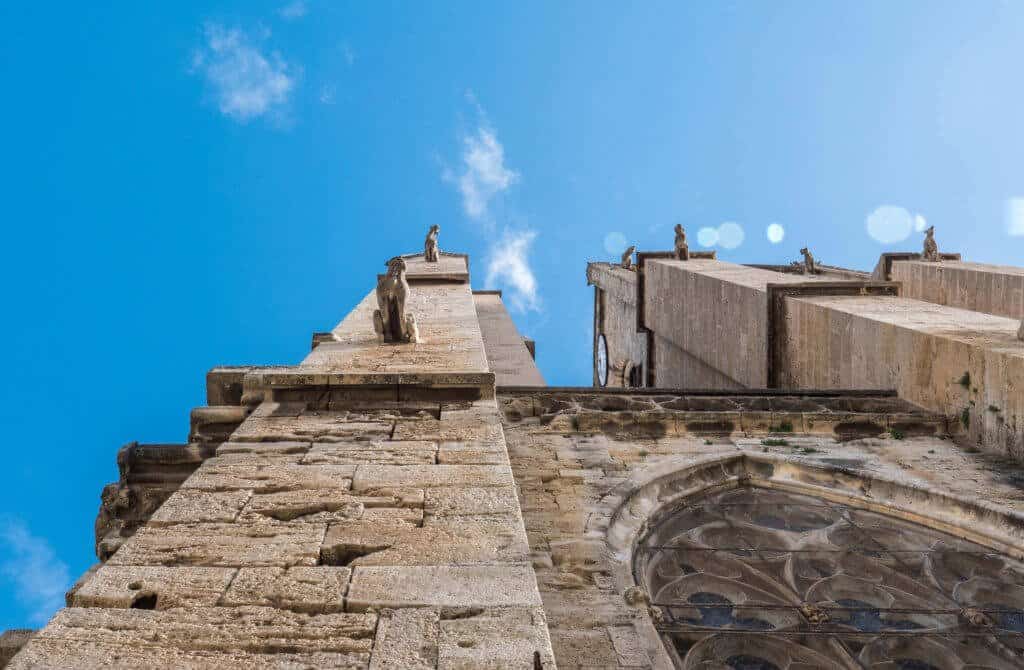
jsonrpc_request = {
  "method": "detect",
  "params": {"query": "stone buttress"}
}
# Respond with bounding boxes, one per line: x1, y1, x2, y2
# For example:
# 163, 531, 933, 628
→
11, 253, 556, 669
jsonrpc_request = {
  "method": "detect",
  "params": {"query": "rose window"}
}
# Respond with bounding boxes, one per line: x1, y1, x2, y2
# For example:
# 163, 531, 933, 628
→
635, 487, 1024, 669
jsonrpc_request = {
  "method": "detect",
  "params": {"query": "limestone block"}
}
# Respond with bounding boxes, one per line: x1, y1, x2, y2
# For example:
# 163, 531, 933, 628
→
368, 608, 439, 670
9, 606, 375, 669
351, 465, 512, 491
347, 564, 542, 610
607, 624, 650, 666
215, 440, 310, 455
392, 417, 503, 443
321, 515, 528, 566
182, 460, 355, 492
437, 442, 509, 465
424, 486, 521, 517
241, 489, 368, 523
231, 413, 393, 443
303, 441, 438, 465
438, 608, 556, 670
222, 566, 350, 613
69, 565, 235, 609
149, 489, 251, 525
107, 521, 326, 567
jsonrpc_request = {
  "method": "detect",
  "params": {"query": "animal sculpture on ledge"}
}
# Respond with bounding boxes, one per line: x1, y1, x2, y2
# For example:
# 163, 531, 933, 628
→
424, 224, 440, 262
373, 257, 419, 343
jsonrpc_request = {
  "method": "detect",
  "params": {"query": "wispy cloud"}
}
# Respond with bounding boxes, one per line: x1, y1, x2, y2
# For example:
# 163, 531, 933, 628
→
0, 520, 71, 624
445, 122, 519, 222
486, 230, 540, 313
192, 23, 296, 124
278, 1, 308, 20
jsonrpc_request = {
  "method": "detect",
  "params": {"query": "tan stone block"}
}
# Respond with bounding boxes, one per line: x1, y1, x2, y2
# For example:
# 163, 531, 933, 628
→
392, 417, 503, 443
183, 461, 355, 492
241, 489, 366, 523
368, 608, 439, 670
303, 440, 438, 465
438, 608, 555, 670
322, 514, 527, 567
347, 564, 542, 610
10, 606, 375, 668
107, 521, 325, 567
149, 489, 251, 525
70, 565, 235, 609
351, 465, 512, 490
424, 486, 521, 516
437, 443, 509, 465
215, 440, 310, 455
222, 566, 350, 613
607, 625, 650, 666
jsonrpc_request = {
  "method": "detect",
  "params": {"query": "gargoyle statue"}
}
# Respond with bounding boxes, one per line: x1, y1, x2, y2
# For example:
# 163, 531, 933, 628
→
922, 225, 940, 262
799, 247, 817, 275
424, 224, 440, 263
373, 257, 419, 343
621, 245, 636, 271
674, 224, 689, 260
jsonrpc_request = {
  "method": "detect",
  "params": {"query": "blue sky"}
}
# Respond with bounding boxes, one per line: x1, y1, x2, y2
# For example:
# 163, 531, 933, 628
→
1, 0, 1023, 630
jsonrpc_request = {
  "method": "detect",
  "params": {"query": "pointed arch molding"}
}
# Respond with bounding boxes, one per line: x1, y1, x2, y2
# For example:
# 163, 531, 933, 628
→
595, 453, 1024, 667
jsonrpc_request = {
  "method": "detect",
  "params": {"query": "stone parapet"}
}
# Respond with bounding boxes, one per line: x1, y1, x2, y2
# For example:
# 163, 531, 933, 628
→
890, 259, 1024, 320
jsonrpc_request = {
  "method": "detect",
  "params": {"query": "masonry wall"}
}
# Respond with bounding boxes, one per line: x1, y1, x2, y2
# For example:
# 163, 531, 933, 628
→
891, 259, 1024, 320
782, 293, 1024, 457
588, 264, 647, 388
643, 259, 811, 388
651, 333, 743, 389
12, 254, 556, 669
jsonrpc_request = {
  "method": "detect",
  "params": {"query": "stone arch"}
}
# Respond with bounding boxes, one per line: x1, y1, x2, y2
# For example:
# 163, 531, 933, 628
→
593, 454, 1024, 669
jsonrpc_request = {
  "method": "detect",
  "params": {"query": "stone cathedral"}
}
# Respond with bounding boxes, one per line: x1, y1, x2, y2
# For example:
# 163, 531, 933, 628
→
3, 230, 1024, 669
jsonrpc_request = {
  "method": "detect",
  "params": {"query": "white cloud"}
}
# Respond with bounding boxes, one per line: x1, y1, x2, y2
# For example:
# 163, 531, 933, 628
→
0, 520, 70, 624
192, 24, 295, 123
603, 231, 627, 255
865, 205, 914, 244
914, 214, 928, 233
278, 1, 307, 20
447, 125, 519, 221
486, 230, 540, 313
766, 223, 785, 244
697, 222, 745, 250
1006, 198, 1024, 236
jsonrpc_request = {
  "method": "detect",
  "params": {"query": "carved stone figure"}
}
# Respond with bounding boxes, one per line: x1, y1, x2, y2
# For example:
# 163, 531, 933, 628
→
799, 247, 817, 275
621, 245, 636, 271
373, 257, 419, 343
673, 224, 689, 260
424, 224, 440, 263
922, 225, 940, 262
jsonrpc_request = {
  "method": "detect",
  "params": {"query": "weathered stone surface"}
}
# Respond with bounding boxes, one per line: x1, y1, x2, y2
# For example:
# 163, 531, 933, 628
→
303, 441, 437, 466
424, 486, 521, 517
107, 521, 325, 567
351, 465, 512, 490
182, 459, 355, 492
347, 564, 542, 610
222, 567, 350, 613
438, 608, 556, 670
69, 565, 235, 609
9, 607, 375, 669
367, 608, 439, 670
149, 489, 251, 525
321, 514, 528, 567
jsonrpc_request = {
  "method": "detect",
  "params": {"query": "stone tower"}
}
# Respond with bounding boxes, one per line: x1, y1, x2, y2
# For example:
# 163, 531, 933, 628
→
7, 244, 1024, 669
